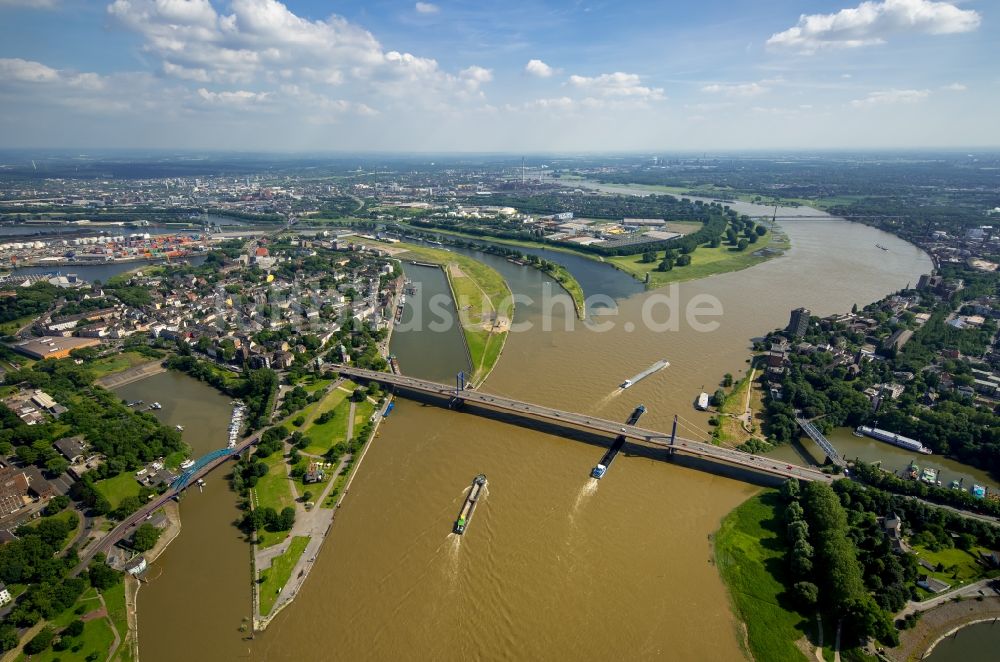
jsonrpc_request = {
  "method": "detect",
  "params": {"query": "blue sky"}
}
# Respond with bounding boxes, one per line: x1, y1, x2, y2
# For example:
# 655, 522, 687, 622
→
0, 0, 995, 151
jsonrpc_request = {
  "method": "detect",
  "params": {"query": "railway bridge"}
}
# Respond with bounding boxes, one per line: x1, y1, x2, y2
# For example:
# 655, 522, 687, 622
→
335, 365, 836, 485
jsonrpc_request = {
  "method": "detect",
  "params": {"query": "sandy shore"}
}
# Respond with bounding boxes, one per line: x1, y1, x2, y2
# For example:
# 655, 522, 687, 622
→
888, 596, 1000, 661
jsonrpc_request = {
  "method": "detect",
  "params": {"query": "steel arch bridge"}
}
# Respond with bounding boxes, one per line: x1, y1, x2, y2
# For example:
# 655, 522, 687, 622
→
171, 447, 236, 491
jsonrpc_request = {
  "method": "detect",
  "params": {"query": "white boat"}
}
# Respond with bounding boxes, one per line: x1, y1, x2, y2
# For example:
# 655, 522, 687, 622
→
696, 392, 710, 410
175, 425, 184, 431
180, 459, 195, 470
855, 426, 931, 454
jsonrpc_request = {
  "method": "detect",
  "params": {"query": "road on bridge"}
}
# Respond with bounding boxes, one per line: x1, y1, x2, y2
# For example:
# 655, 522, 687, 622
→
334, 366, 835, 485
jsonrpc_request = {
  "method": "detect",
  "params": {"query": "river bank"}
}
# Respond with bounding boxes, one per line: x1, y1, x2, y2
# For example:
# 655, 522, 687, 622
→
398, 220, 790, 291
252, 394, 393, 631
891, 596, 1000, 661
393, 225, 586, 316
357, 237, 513, 385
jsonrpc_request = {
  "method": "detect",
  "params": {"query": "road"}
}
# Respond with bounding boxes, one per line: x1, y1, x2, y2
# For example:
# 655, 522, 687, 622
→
72, 429, 261, 576
334, 365, 835, 484
897, 578, 1000, 618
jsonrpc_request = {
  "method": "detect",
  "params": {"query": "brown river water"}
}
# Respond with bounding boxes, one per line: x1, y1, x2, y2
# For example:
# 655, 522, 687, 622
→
136, 212, 935, 661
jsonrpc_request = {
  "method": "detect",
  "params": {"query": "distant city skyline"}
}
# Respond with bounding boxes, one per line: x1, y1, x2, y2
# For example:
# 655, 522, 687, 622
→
0, 0, 996, 151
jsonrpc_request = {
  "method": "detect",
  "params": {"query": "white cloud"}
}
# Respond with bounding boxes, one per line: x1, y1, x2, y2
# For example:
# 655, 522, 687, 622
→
510, 96, 575, 112
414, 2, 439, 14
942, 82, 966, 91
0, 0, 59, 8
196, 87, 271, 106
105, 0, 487, 111
767, 0, 981, 53
0, 58, 60, 83
568, 71, 664, 100
850, 88, 930, 107
525, 59, 555, 78
701, 82, 767, 97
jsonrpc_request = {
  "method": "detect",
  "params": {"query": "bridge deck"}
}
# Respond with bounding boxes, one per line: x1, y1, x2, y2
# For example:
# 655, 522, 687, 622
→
795, 417, 846, 467
337, 366, 834, 484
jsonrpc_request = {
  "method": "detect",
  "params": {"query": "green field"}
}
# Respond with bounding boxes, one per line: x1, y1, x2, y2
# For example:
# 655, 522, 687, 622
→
607, 230, 787, 288
912, 544, 998, 591
15, 586, 119, 662
252, 452, 296, 549
258, 536, 311, 616
94, 473, 141, 509
103, 582, 130, 662
353, 398, 376, 432
715, 491, 809, 662
301, 391, 351, 455
87, 351, 155, 378
0, 314, 38, 337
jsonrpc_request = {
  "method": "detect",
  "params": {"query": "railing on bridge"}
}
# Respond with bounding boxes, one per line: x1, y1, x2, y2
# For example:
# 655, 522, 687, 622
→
795, 417, 845, 467
171, 447, 236, 491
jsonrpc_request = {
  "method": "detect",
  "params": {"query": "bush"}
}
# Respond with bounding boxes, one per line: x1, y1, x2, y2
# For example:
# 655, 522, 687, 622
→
24, 627, 55, 655
64, 619, 85, 637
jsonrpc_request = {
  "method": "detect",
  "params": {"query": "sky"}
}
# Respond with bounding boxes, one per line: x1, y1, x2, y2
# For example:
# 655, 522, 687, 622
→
0, 0, 995, 152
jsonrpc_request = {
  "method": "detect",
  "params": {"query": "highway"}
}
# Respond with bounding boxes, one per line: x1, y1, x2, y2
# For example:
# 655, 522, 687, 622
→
334, 366, 835, 485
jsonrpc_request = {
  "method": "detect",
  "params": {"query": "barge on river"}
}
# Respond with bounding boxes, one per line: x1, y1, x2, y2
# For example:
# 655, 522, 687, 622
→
454, 474, 487, 535
855, 425, 932, 454
620, 359, 669, 389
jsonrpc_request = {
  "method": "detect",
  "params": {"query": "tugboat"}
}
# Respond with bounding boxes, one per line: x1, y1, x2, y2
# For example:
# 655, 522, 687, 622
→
454, 474, 487, 535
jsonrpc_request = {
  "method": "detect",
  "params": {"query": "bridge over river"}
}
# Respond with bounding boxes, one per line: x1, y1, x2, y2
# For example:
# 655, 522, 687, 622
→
335, 365, 836, 485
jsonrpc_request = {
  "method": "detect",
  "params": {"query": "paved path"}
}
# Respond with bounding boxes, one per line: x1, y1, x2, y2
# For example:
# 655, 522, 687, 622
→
95, 360, 166, 389
897, 578, 1000, 617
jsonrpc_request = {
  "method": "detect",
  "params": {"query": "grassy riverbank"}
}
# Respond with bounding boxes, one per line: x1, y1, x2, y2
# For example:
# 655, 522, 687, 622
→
398, 220, 789, 292
397, 223, 586, 316
258, 536, 311, 617
364, 239, 513, 384
715, 491, 810, 662
608, 229, 788, 288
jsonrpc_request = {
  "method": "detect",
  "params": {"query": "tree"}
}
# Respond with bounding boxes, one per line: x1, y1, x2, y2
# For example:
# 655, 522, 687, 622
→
131, 523, 162, 552
63, 619, 85, 638
722, 373, 733, 387
45, 456, 70, 477
278, 506, 295, 530
24, 627, 55, 655
710, 389, 726, 407
656, 257, 674, 272
0, 624, 18, 653
640, 250, 657, 263
675, 254, 691, 266
88, 560, 121, 590
793, 581, 819, 608
44, 495, 70, 516
737, 238, 749, 251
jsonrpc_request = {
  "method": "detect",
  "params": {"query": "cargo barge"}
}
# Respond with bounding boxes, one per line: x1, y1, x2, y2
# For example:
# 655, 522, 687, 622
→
620, 359, 669, 389
454, 474, 487, 535
591, 404, 647, 479
855, 425, 932, 454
